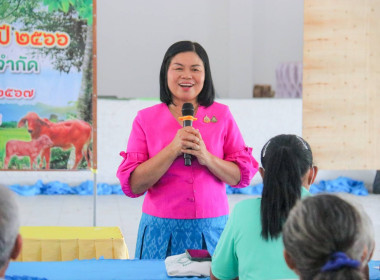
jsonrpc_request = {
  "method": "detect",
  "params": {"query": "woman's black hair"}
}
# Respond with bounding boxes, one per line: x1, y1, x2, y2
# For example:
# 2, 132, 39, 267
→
159, 41, 215, 107
260, 134, 313, 240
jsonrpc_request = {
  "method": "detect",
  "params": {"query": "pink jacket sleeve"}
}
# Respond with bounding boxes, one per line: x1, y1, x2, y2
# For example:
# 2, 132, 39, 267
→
223, 108, 259, 188
116, 151, 148, 198
116, 113, 149, 198
225, 146, 259, 188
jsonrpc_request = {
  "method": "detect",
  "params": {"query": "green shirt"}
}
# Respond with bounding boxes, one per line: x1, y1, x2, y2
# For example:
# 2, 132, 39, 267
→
211, 187, 310, 280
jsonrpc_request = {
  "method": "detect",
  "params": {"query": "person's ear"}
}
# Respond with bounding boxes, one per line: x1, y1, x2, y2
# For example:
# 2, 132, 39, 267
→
368, 247, 374, 261
307, 166, 318, 185
284, 250, 297, 271
361, 245, 374, 263
259, 167, 265, 179
361, 246, 373, 280
10, 234, 22, 260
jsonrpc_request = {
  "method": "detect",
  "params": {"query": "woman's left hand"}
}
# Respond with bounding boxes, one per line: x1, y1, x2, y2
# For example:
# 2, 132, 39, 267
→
180, 129, 210, 166
181, 128, 241, 186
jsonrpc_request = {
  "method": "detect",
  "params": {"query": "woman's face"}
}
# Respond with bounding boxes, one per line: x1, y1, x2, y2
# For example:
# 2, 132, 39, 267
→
167, 51, 205, 105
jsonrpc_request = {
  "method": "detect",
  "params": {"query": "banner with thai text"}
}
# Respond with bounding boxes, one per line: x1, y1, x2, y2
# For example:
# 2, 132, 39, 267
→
0, 0, 95, 170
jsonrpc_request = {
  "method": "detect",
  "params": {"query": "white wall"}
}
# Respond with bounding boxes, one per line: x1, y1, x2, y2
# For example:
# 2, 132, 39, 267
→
97, 0, 303, 99
1, 99, 376, 190
251, 0, 304, 90
97, 0, 229, 98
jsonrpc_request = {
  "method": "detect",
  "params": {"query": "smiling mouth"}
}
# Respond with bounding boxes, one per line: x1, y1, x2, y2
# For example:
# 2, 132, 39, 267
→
179, 83, 194, 88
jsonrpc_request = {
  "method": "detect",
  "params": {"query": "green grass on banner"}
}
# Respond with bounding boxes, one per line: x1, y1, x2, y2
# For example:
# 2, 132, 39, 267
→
0, 128, 31, 169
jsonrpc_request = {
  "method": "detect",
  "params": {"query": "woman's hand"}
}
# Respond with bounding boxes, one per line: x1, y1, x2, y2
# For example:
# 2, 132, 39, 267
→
179, 128, 241, 186
169, 126, 204, 158
130, 127, 204, 194
178, 128, 211, 166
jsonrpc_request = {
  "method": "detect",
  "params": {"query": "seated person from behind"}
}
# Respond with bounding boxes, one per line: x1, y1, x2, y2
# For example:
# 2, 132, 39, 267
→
283, 194, 375, 280
211, 134, 318, 280
0, 186, 22, 279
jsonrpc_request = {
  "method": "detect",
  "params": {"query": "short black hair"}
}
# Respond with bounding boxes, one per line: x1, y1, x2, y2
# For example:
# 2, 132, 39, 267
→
159, 41, 215, 107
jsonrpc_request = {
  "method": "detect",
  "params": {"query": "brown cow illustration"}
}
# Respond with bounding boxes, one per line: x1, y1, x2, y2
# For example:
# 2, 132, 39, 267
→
4, 135, 53, 169
18, 112, 92, 169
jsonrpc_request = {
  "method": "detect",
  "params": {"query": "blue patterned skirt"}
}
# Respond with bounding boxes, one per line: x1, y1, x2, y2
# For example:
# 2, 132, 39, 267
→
135, 213, 228, 259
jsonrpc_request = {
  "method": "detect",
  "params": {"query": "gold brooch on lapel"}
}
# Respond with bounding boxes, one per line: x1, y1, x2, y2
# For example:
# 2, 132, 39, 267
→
211, 116, 218, 123
203, 115, 210, 123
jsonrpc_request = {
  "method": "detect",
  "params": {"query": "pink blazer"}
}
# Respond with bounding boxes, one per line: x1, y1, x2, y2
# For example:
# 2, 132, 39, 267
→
117, 102, 259, 219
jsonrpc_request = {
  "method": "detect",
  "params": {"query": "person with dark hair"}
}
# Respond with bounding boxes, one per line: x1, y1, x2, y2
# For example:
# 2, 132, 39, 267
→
211, 134, 318, 280
283, 194, 375, 280
117, 41, 258, 259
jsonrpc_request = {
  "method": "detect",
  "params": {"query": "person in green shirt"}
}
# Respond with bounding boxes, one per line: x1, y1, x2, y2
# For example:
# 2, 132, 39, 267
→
211, 134, 318, 280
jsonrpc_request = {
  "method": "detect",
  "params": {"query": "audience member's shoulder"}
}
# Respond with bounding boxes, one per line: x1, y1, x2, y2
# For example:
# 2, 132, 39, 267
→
233, 197, 261, 214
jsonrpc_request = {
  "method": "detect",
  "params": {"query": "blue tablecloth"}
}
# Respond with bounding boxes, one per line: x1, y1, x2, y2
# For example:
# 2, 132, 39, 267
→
6, 259, 209, 280
6, 259, 379, 280
370, 261, 380, 280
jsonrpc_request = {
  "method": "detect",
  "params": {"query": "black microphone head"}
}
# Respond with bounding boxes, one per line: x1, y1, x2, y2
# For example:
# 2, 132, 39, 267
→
182, 103, 194, 116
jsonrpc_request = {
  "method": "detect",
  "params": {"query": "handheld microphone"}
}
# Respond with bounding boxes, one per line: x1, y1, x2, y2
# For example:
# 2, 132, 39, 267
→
181, 103, 195, 166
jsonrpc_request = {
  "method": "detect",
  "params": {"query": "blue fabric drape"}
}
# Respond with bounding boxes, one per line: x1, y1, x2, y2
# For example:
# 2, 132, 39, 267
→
7, 177, 368, 196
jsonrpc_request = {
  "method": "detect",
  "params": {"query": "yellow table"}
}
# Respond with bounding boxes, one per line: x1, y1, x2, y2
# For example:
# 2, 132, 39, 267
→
18, 226, 129, 262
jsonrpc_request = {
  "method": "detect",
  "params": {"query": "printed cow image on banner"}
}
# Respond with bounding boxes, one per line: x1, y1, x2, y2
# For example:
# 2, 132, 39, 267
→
0, 0, 96, 170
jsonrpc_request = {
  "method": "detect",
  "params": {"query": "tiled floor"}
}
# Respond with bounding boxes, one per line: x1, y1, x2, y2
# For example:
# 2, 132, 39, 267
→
16, 193, 380, 260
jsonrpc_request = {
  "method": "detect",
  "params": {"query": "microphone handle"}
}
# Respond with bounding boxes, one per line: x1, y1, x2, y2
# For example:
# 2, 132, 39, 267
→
183, 120, 193, 166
